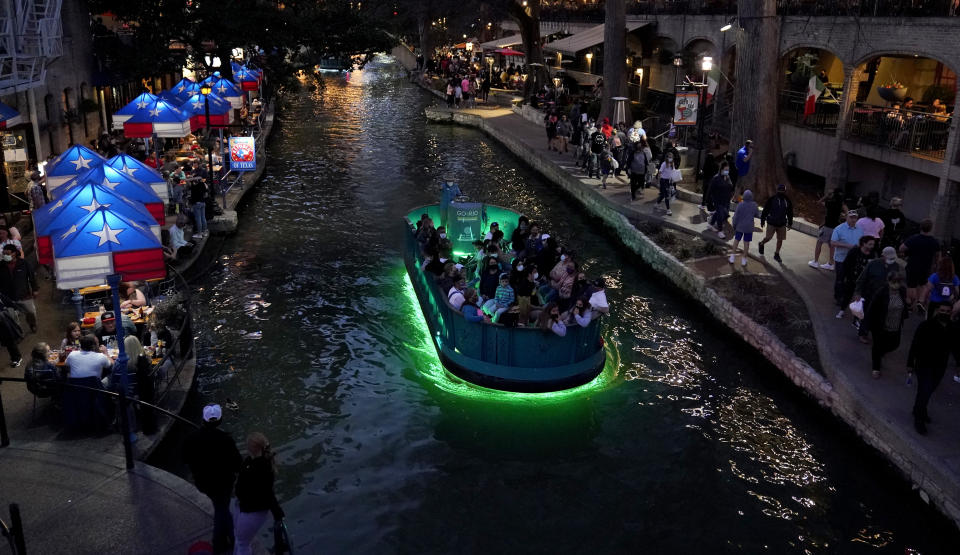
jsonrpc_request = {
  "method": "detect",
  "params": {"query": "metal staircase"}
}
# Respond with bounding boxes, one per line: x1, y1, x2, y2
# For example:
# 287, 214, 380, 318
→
0, 0, 62, 93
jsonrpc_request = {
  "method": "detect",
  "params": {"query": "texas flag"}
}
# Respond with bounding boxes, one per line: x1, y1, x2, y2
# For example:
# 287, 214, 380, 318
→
44, 144, 107, 192
53, 205, 165, 290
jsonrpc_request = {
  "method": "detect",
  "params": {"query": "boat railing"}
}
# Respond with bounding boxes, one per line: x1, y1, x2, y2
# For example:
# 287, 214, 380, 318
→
405, 224, 603, 370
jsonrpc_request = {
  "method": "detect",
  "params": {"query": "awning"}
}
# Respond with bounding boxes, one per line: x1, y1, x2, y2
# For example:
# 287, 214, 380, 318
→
477, 35, 522, 51
544, 22, 649, 56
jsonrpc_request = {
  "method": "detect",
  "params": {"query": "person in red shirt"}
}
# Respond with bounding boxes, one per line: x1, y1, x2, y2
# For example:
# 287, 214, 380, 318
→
600, 117, 613, 139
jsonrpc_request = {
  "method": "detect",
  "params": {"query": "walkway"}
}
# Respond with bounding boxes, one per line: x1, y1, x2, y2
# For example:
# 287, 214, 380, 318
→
425, 102, 960, 523
0, 442, 211, 554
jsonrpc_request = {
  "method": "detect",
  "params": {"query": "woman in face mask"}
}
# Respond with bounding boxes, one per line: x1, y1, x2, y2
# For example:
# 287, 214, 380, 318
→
707, 160, 735, 238
656, 153, 681, 216
865, 271, 908, 378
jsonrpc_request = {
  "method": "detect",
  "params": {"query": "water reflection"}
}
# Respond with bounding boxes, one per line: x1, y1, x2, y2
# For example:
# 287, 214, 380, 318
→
186, 56, 959, 553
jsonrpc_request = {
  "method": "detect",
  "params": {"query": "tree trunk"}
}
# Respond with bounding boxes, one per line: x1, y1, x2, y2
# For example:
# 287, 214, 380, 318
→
508, 0, 546, 101
600, 0, 627, 122
730, 0, 789, 200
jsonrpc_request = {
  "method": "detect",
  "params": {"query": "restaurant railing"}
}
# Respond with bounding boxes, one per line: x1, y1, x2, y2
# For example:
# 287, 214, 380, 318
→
845, 102, 951, 160
538, 0, 956, 20
143, 265, 193, 403
778, 89, 841, 132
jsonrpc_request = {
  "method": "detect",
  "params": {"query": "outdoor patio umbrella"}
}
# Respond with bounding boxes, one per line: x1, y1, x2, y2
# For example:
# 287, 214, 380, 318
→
111, 92, 159, 130
0, 101, 23, 128
105, 153, 169, 202
233, 67, 261, 91
171, 77, 201, 102
206, 77, 245, 109
179, 92, 234, 129
33, 180, 159, 265
44, 144, 106, 193
52, 205, 165, 290
52, 164, 166, 225
158, 89, 185, 106
122, 99, 191, 138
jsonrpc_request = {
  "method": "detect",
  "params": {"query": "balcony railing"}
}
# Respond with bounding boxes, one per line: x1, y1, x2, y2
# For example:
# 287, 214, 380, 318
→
846, 102, 951, 161
538, 0, 957, 21
779, 89, 841, 132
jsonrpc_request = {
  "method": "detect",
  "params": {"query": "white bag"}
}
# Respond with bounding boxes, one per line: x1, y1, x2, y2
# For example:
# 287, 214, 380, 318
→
848, 299, 864, 320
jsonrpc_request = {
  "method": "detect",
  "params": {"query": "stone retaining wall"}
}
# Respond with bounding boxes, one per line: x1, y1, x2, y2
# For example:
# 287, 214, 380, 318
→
423, 103, 960, 528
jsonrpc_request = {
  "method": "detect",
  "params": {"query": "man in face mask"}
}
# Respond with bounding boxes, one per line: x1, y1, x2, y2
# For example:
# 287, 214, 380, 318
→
906, 302, 960, 434
0, 244, 38, 338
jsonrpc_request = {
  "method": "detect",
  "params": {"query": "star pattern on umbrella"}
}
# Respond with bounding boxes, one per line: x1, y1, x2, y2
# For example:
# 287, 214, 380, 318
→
90, 222, 124, 247
149, 107, 161, 117
101, 177, 120, 190
119, 164, 138, 177
80, 199, 110, 212
47, 199, 64, 213
71, 155, 93, 171
177, 85, 186, 93
60, 225, 78, 240
217, 84, 228, 94
192, 101, 202, 111
136, 100, 148, 109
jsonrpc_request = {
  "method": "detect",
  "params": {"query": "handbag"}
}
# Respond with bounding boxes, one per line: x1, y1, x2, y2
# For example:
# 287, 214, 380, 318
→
848, 299, 865, 320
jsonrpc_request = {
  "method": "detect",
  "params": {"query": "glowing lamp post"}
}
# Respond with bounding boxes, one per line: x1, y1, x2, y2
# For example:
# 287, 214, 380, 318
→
585, 52, 593, 74
200, 82, 216, 193
696, 56, 713, 176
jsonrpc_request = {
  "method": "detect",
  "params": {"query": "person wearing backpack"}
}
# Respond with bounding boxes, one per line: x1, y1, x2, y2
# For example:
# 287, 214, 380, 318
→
758, 183, 794, 263
627, 139, 649, 201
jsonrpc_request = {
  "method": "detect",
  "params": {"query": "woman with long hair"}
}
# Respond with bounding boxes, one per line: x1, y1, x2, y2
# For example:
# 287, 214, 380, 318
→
923, 255, 958, 317
234, 432, 284, 555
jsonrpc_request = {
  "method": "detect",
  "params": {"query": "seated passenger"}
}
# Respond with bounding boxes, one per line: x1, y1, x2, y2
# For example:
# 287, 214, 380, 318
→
587, 278, 609, 318
523, 224, 544, 256
460, 288, 486, 323
513, 266, 541, 325
165, 215, 194, 261
537, 302, 566, 337
536, 237, 561, 275
562, 298, 592, 327
436, 262, 460, 293
484, 221, 500, 241
447, 277, 467, 310
478, 256, 502, 300
62, 335, 113, 433
483, 273, 515, 322
511, 216, 530, 253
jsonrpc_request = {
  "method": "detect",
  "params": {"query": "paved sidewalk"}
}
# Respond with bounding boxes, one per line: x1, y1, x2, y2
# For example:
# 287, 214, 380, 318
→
427, 103, 960, 517
0, 442, 212, 554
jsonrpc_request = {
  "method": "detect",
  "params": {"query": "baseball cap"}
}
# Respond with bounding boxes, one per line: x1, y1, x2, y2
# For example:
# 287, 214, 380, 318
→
777, 183, 786, 191
101, 311, 115, 322
202, 404, 222, 422
499, 272, 510, 280
882, 246, 897, 262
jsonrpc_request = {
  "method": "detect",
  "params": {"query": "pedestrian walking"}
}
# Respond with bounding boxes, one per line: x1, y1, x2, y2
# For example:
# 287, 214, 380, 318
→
734, 139, 753, 190
729, 189, 760, 266
901, 219, 940, 313
557, 115, 573, 153
656, 152, 681, 216
809, 188, 845, 269
757, 183, 794, 263
233, 432, 285, 555
183, 404, 243, 553
190, 178, 208, 237
881, 196, 906, 250
831, 211, 864, 318
865, 271, 908, 377
707, 160, 734, 238
588, 124, 607, 179
906, 301, 960, 435
626, 139, 650, 201
854, 246, 904, 343
0, 244, 38, 334
838, 236, 876, 325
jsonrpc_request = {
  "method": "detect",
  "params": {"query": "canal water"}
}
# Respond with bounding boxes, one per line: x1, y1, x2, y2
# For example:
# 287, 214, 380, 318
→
187, 56, 958, 553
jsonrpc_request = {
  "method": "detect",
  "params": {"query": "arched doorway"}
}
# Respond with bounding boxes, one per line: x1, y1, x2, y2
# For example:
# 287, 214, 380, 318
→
778, 47, 846, 133
846, 54, 956, 161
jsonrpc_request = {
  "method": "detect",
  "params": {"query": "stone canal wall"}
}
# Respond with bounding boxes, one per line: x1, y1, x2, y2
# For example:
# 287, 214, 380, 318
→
423, 105, 960, 527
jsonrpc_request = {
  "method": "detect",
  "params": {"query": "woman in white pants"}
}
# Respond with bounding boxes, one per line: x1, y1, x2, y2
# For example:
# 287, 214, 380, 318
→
233, 432, 284, 555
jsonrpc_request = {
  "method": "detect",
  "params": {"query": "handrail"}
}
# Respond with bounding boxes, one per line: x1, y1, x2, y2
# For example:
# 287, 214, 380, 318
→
219, 98, 270, 208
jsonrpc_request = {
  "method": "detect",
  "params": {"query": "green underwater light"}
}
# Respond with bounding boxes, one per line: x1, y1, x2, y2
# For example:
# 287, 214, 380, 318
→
400, 269, 621, 404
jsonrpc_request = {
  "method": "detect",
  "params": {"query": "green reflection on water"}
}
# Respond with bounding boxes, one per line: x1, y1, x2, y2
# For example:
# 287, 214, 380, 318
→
400, 269, 622, 405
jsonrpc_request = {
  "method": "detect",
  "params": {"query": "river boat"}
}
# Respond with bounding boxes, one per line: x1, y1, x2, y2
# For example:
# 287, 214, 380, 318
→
403, 184, 605, 392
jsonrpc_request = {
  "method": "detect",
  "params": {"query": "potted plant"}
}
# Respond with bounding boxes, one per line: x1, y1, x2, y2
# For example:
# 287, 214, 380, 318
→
877, 81, 908, 102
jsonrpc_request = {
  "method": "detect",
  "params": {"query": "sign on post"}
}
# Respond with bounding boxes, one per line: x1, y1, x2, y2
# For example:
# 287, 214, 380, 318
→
673, 92, 699, 126
229, 136, 256, 171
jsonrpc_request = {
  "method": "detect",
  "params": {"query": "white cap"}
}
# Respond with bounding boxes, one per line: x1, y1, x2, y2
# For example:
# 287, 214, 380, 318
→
203, 404, 222, 422
454, 263, 464, 270
541, 233, 550, 240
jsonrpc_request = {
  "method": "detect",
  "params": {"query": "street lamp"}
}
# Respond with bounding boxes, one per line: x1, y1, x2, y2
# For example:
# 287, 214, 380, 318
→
695, 56, 713, 182
586, 52, 593, 74
199, 82, 216, 197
